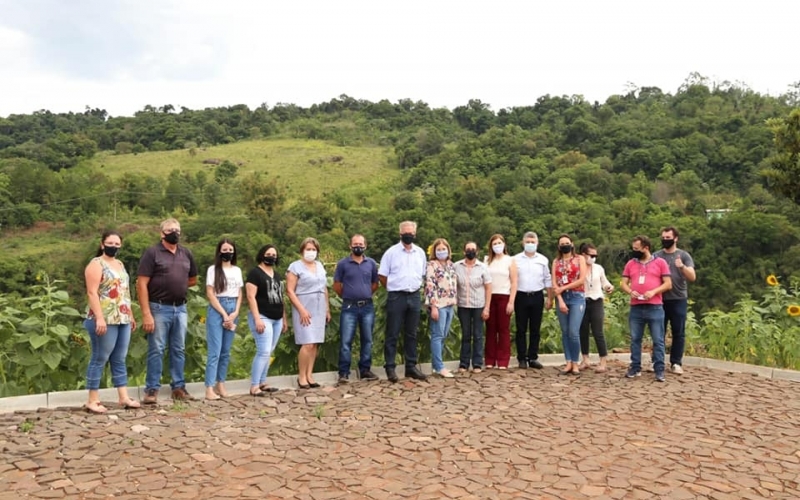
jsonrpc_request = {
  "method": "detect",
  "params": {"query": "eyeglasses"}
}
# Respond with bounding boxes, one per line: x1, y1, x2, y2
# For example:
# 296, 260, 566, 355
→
587, 254, 598, 258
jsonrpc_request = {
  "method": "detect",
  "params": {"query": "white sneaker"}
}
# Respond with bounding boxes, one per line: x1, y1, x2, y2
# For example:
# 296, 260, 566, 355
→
671, 364, 684, 375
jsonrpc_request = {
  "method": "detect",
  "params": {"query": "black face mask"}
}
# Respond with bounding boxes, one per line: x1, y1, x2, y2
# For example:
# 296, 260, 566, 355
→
163, 232, 180, 245
631, 250, 645, 260
262, 256, 277, 266
220, 252, 234, 262
464, 250, 477, 260
559, 244, 573, 254
103, 246, 119, 258
661, 239, 675, 249
401, 233, 415, 245
351, 247, 365, 256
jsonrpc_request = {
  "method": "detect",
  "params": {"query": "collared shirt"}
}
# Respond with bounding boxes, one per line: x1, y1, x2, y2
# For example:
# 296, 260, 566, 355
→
454, 259, 492, 308
514, 252, 552, 292
653, 249, 694, 301
334, 255, 379, 300
137, 242, 198, 303
622, 256, 671, 306
378, 242, 427, 292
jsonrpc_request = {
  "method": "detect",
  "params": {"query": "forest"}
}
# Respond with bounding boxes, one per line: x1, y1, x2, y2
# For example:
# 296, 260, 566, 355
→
1, 73, 799, 396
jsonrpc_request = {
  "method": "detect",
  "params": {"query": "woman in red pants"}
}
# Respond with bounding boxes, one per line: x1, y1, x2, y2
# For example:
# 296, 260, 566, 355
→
484, 234, 518, 369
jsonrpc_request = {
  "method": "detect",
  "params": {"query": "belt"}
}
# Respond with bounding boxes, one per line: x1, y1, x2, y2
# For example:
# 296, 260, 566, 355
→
153, 298, 187, 306
343, 298, 372, 307
518, 290, 543, 296
389, 289, 420, 295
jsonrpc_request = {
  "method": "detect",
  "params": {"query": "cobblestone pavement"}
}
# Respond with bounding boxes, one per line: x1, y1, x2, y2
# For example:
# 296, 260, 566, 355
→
2, 361, 800, 499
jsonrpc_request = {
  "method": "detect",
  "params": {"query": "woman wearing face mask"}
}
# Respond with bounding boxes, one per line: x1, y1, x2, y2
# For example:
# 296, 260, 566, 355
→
83, 231, 138, 414
204, 238, 243, 400
425, 238, 458, 377
484, 234, 518, 370
578, 243, 613, 373
552, 234, 587, 376
246, 244, 288, 397
454, 241, 492, 373
286, 237, 331, 389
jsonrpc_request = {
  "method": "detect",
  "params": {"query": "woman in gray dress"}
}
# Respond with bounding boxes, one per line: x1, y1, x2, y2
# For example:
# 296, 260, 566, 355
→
286, 237, 330, 389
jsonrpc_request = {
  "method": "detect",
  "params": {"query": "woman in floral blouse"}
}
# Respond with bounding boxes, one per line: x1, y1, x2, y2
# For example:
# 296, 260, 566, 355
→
425, 238, 457, 378
83, 230, 138, 414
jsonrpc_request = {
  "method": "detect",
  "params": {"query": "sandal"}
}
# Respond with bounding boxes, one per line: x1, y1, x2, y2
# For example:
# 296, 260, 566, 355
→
85, 402, 108, 414
259, 384, 279, 393
249, 389, 268, 397
120, 398, 141, 409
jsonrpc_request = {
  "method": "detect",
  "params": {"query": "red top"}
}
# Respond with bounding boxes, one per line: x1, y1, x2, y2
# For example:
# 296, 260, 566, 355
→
554, 256, 584, 292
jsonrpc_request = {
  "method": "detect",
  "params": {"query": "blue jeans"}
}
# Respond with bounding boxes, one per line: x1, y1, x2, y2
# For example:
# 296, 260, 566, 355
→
556, 291, 585, 363
430, 305, 455, 372
663, 299, 688, 366
248, 312, 282, 386
338, 301, 375, 376
629, 304, 666, 373
205, 297, 238, 387
145, 302, 188, 391
84, 318, 131, 390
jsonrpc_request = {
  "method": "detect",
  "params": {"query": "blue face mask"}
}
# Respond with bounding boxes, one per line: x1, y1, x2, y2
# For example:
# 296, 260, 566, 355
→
524, 243, 537, 253
435, 250, 449, 260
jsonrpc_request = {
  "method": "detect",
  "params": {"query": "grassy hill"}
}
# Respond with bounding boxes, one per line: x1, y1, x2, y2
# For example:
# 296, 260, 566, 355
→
87, 138, 400, 201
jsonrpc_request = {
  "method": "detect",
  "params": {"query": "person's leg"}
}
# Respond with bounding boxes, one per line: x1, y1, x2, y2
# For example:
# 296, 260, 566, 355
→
215, 298, 237, 395
85, 318, 113, 411
338, 306, 357, 377
556, 307, 570, 364
259, 317, 282, 385
567, 293, 586, 366
358, 303, 376, 375
249, 313, 272, 391
384, 293, 403, 371
471, 308, 484, 369
430, 308, 446, 373
145, 304, 169, 392
627, 306, 645, 375
306, 344, 319, 384
514, 295, 531, 365
484, 295, 500, 367
527, 293, 545, 363
403, 293, 421, 368
167, 305, 188, 390
205, 305, 224, 394
666, 299, 688, 367
649, 306, 667, 377
457, 307, 473, 369
496, 295, 511, 368
579, 300, 592, 367
298, 344, 310, 386
590, 301, 608, 370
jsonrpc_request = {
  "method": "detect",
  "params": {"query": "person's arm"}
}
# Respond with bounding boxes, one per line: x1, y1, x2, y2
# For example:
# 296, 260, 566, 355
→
507, 259, 517, 315
544, 259, 554, 309
482, 281, 492, 321
677, 254, 697, 282
286, 268, 311, 326
187, 251, 199, 287
600, 266, 614, 292
333, 261, 344, 297
245, 282, 265, 333
620, 276, 634, 297
565, 256, 587, 291
206, 268, 228, 321
324, 279, 331, 324
85, 260, 106, 335
425, 261, 439, 320
333, 281, 344, 297
370, 259, 379, 294
230, 268, 243, 321
137, 276, 154, 333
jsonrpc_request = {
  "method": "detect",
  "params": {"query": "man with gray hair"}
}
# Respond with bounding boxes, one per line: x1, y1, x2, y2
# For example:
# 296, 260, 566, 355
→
513, 231, 553, 369
378, 221, 428, 382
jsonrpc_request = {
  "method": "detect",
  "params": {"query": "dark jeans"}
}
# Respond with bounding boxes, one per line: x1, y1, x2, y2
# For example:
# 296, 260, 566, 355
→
384, 291, 421, 369
663, 299, 688, 366
338, 301, 375, 376
515, 291, 544, 362
580, 298, 608, 357
457, 307, 484, 369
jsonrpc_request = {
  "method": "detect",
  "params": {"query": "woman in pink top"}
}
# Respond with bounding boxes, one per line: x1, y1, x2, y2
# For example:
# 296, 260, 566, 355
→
552, 234, 587, 376
484, 234, 517, 369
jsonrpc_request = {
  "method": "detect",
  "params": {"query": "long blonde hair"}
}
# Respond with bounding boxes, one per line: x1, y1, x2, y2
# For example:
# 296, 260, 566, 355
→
486, 234, 507, 264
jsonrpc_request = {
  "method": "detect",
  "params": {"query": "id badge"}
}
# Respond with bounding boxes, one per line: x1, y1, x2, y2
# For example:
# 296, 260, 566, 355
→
638, 275, 645, 285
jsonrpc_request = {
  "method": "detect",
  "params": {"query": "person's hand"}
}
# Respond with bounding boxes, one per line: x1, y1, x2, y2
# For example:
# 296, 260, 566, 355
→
300, 310, 312, 326
130, 318, 137, 332
430, 306, 439, 321
281, 320, 288, 334
642, 290, 656, 300
326, 310, 331, 324
142, 313, 155, 334
506, 301, 514, 315
545, 297, 553, 310
553, 286, 563, 296
228, 311, 238, 322
559, 301, 568, 314
481, 307, 490, 321
675, 257, 684, 269
604, 284, 615, 294
254, 319, 266, 334
95, 318, 107, 336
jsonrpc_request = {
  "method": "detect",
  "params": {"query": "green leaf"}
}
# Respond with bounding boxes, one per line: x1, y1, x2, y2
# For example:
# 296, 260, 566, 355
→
29, 334, 51, 349
19, 316, 42, 328
41, 351, 61, 371
52, 290, 70, 302
59, 307, 83, 318
50, 324, 70, 339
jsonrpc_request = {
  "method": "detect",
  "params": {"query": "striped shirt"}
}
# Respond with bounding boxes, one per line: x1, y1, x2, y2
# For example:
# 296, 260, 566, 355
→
454, 259, 492, 308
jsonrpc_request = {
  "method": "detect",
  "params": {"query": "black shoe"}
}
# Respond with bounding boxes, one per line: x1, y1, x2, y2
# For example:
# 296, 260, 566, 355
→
309, 382, 321, 388
360, 370, 378, 381
386, 368, 399, 383
406, 366, 427, 381
338, 374, 349, 384
518, 361, 528, 369
528, 360, 544, 369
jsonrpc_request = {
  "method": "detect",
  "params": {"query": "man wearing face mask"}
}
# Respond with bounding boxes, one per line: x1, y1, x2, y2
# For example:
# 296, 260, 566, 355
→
653, 226, 696, 375
137, 218, 199, 404
378, 221, 428, 382
513, 231, 554, 369
334, 234, 380, 384
620, 235, 672, 382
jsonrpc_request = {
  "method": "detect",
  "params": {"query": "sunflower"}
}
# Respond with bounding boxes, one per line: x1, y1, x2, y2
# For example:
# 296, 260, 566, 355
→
766, 275, 779, 286
199, 316, 206, 324
788, 305, 800, 317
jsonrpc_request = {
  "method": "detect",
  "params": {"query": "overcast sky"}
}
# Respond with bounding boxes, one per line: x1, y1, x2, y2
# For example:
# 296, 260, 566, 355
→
1, 0, 797, 117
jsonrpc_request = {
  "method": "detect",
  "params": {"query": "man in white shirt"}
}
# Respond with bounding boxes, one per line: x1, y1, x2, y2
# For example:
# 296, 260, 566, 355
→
513, 232, 554, 369
378, 221, 428, 382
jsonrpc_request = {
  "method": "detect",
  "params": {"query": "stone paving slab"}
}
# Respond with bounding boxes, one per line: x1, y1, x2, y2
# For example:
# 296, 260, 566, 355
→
2, 361, 800, 499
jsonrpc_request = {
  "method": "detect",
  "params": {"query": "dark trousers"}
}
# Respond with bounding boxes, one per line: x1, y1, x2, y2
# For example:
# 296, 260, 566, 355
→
384, 291, 421, 369
579, 298, 608, 357
458, 307, 484, 369
663, 299, 688, 366
515, 291, 544, 362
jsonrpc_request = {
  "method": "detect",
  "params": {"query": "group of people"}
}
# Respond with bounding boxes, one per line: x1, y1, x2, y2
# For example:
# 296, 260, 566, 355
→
81, 218, 696, 412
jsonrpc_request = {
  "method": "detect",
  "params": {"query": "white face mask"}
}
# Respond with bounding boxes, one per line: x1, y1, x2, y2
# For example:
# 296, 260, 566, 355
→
303, 250, 317, 262
587, 257, 596, 265
524, 242, 537, 254
492, 244, 505, 255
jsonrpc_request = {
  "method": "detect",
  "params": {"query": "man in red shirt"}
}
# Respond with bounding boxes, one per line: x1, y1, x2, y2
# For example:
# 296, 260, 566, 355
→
619, 235, 672, 382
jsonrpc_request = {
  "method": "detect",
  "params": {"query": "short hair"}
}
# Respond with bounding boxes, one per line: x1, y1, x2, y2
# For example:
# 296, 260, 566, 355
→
579, 242, 596, 254
522, 231, 538, 241
399, 221, 417, 233
350, 234, 367, 246
632, 235, 651, 251
160, 218, 180, 232
463, 241, 478, 251
299, 237, 320, 253
429, 238, 452, 260
661, 226, 680, 238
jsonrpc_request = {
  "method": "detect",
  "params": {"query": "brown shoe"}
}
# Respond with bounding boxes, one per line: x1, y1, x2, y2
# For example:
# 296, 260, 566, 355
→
142, 388, 158, 405
171, 387, 194, 401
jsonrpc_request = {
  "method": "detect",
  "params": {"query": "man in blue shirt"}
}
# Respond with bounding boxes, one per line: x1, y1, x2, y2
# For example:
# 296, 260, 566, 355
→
334, 234, 380, 384
378, 221, 428, 382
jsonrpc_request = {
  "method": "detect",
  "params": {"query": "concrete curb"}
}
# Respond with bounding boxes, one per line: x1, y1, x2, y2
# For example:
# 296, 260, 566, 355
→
1, 355, 798, 413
